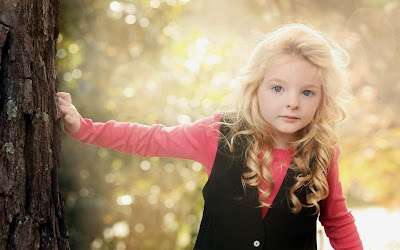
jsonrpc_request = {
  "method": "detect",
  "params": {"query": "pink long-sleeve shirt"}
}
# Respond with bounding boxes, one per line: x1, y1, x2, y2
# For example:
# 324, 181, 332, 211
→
65, 113, 363, 249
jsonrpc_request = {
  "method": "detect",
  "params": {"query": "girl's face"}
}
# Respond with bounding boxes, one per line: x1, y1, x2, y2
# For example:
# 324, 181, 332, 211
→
257, 55, 322, 148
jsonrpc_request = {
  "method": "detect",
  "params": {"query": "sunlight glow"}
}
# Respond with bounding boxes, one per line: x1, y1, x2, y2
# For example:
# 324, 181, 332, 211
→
177, 114, 191, 124
116, 195, 134, 206
140, 18, 150, 27
150, 0, 161, 8
178, 232, 191, 247
196, 37, 208, 49
110, 1, 123, 12
184, 59, 199, 73
146, 81, 157, 91
163, 22, 179, 39
166, 0, 177, 6
229, 78, 240, 89
112, 221, 130, 237
166, 95, 177, 105
123, 87, 136, 97
190, 97, 201, 107
125, 15, 136, 24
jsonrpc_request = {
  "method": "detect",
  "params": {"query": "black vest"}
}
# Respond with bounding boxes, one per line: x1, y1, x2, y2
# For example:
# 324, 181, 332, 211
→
194, 122, 318, 250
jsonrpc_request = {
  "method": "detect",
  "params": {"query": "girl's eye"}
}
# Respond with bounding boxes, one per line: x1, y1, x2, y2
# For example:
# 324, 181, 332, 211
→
302, 90, 312, 96
272, 86, 283, 92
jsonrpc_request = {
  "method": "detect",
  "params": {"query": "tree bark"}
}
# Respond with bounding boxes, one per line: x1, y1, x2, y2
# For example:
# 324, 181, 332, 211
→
0, 0, 69, 249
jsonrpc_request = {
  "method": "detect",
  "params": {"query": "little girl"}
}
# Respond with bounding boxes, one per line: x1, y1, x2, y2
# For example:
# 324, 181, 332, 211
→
57, 23, 363, 249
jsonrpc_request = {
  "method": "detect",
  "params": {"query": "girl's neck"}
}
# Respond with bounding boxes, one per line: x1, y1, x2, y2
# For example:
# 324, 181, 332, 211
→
273, 135, 293, 150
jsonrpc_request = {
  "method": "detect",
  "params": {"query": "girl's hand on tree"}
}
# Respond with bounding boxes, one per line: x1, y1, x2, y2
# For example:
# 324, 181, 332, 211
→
56, 92, 81, 133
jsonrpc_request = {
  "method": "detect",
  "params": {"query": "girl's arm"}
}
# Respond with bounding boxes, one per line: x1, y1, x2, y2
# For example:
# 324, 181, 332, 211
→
319, 147, 363, 250
57, 92, 220, 174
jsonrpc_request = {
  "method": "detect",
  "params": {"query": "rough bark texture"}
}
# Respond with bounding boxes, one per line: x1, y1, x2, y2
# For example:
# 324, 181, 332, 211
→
0, 0, 69, 249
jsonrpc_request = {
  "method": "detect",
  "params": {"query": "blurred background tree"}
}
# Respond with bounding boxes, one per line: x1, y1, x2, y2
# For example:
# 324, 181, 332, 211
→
57, 0, 400, 249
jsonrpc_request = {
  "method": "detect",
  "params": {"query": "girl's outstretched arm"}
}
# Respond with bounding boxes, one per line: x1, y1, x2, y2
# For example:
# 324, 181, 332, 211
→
57, 92, 220, 173
319, 147, 363, 250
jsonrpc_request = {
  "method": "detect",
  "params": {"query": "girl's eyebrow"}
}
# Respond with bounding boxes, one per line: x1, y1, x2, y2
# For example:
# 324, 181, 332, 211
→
302, 83, 320, 89
266, 78, 320, 89
266, 78, 286, 83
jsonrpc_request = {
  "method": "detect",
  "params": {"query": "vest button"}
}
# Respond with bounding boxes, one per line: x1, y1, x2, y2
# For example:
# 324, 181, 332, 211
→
253, 240, 260, 247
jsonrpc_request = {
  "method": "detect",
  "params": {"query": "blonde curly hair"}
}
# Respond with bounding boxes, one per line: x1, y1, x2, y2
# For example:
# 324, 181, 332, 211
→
219, 23, 350, 213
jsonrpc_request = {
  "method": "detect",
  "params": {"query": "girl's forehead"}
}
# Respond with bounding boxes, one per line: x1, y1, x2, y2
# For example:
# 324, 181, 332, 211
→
264, 55, 319, 76
260, 55, 323, 89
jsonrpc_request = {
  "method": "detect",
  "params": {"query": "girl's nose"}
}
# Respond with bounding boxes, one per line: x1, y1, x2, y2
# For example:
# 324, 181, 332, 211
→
286, 95, 299, 109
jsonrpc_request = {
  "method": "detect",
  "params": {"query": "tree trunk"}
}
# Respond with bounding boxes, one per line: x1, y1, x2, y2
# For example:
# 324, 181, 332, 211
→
0, 0, 70, 249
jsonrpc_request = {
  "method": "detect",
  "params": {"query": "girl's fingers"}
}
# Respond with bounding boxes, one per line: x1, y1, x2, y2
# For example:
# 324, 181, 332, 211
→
59, 104, 77, 119
65, 114, 77, 123
58, 97, 72, 106
56, 92, 72, 104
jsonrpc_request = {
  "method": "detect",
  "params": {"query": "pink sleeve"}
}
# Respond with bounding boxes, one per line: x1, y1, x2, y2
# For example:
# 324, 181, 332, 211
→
64, 114, 220, 175
319, 147, 363, 250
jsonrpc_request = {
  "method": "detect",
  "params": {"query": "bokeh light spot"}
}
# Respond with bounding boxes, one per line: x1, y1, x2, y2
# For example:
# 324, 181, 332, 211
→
140, 160, 151, 171
79, 188, 89, 197
150, 185, 161, 194
117, 195, 134, 206
123, 87, 136, 97
125, 15, 136, 24
140, 18, 150, 27
150, 0, 161, 8
192, 162, 202, 171
184, 60, 199, 74
112, 221, 129, 237
147, 194, 158, 204
134, 223, 145, 233
105, 173, 115, 183
166, 0, 177, 6
177, 114, 191, 124
185, 180, 196, 191
72, 69, 82, 79
80, 169, 89, 179
68, 44, 79, 53
63, 72, 73, 82
164, 163, 175, 173
91, 238, 103, 249
110, 1, 123, 12
146, 81, 157, 91
124, 3, 136, 14
57, 49, 67, 58
103, 228, 114, 241
58, 34, 63, 43
164, 198, 175, 208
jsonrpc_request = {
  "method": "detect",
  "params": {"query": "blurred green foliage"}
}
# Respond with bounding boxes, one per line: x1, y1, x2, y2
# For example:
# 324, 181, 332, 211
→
57, 0, 400, 249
